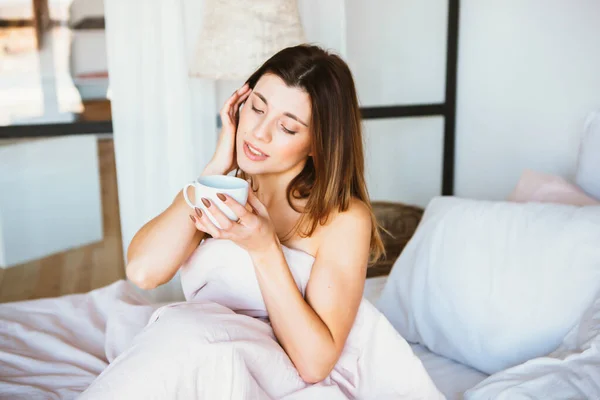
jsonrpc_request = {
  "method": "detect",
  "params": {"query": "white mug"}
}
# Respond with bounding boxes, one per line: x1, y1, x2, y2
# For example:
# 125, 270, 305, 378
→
183, 175, 249, 228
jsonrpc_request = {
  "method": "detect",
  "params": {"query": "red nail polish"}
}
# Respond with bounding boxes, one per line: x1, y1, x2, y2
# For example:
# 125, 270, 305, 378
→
201, 198, 211, 207
217, 193, 226, 201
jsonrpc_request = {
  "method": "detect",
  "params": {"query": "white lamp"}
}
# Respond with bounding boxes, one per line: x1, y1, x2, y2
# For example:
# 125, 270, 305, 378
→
189, 0, 306, 80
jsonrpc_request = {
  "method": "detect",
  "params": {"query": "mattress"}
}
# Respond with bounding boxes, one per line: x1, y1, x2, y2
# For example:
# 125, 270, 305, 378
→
0, 278, 487, 399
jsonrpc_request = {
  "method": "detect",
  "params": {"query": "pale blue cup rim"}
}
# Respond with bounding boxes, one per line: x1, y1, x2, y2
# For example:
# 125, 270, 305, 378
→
197, 175, 249, 190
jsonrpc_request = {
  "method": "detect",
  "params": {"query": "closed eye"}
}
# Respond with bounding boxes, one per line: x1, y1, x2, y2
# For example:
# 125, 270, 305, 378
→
281, 125, 296, 135
251, 105, 264, 115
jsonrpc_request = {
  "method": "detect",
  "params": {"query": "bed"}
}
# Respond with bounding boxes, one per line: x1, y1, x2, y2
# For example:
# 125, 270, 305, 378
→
0, 276, 487, 400
3, 195, 599, 399
0, 202, 478, 399
0, 200, 489, 399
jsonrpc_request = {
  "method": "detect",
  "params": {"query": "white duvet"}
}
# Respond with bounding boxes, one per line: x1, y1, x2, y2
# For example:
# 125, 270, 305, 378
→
0, 238, 443, 399
78, 239, 443, 399
0, 279, 156, 399
2, 237, 599, 399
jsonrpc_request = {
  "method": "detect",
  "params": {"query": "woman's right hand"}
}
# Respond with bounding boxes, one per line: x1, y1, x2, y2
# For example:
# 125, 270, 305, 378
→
203, 83, 252, 176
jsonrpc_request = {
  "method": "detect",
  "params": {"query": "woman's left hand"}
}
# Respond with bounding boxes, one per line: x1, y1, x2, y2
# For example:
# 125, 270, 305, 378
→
189, 191, 280, 256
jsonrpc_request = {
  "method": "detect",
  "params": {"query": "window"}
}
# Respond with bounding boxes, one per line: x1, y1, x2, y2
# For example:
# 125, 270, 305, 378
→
0, 0, 110, 131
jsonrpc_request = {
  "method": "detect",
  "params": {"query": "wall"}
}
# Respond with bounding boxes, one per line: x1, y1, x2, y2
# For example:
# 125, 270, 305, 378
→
344, 0, 600, 206
346, 0, 448, 207
455, 0, 600, 199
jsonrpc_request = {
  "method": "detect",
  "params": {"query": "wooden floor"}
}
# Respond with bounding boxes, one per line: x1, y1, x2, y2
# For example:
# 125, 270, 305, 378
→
0, 139, 125, 303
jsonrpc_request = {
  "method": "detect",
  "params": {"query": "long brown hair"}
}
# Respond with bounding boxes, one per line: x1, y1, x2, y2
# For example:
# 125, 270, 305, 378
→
238, 44, 385, 263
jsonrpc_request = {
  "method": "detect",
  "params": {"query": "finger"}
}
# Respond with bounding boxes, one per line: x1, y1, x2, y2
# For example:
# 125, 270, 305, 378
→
220, 105, 234, 128
216, 193, 252, 224
233, 90, 251, 112
230, 90, 251, 124
228, 101, 236, 126
200, 198, 236, 232
236, 82, 250, 95
192, 207, 222, 238
246, 191, 269, 216
221, 90, 239, 112
220, 89, 244, 126
225, 84, 249, 109
189, 214, 210, 234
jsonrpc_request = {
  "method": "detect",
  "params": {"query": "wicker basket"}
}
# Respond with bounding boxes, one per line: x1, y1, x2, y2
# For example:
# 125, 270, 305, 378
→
367, 201, 424, 278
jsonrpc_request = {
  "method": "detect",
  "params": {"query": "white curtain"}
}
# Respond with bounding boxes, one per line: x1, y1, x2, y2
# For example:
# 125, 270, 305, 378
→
104, 0, 344, 302
105, 0, 217, 301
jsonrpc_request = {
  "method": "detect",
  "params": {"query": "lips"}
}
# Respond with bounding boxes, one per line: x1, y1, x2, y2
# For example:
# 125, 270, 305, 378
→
243, 141, 269, 161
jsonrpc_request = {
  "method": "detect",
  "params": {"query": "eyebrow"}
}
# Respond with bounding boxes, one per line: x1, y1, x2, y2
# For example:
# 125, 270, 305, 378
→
253, 91, 309, 127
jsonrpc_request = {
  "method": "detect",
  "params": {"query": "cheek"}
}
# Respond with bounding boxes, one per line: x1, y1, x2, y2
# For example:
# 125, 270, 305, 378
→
276, 136, 311, 161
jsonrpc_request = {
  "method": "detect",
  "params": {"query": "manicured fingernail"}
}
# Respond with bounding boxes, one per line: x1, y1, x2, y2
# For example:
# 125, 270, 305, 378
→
189, 215, 196, 223
195, 207, 203, 218
217, 193, 226, 201
201, 198, 211, 207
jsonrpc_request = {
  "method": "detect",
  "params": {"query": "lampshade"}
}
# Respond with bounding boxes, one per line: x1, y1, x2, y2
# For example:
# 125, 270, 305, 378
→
189, 0, 306, 80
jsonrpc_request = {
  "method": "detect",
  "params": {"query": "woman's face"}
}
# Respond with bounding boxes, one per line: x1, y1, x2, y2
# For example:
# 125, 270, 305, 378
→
236, 73, 312, 176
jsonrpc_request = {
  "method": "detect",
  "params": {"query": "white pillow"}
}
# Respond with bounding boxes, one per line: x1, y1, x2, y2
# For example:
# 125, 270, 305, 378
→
376, 197, 600, 375
576, 111, 600, 200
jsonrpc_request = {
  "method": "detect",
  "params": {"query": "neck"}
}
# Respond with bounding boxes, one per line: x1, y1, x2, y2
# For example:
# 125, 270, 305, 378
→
250, 163, 306, 209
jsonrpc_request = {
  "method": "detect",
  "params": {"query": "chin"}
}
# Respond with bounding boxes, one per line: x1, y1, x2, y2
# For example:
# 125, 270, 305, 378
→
236, 155, 269, 175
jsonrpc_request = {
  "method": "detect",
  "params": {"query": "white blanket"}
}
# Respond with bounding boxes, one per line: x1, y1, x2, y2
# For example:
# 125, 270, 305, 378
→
0, 280, 158, 399
464, 290, 600, 399
78, 239, 443, 399
0, 239, 443, 399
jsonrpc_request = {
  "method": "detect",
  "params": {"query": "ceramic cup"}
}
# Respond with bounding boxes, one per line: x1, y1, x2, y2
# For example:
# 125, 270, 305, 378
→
183, 175, 249, 228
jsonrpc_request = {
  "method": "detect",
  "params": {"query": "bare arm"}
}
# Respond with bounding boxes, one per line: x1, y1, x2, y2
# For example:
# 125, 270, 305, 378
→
126, 85, 251, 290
186, 192, 371, 382
252, 201, 371, 383
125, 189, 206, 290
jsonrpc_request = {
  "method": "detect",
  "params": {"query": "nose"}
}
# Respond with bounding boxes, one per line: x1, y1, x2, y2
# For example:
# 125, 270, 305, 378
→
251, 118, 273, 143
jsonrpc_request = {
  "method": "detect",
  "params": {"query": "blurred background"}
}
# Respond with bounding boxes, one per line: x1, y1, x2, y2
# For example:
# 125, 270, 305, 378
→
0, 0, 599, 302
0, 0, 110, 125
0, 0, 116, 302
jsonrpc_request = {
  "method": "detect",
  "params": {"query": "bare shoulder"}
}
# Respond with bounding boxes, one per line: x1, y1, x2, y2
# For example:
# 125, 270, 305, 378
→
326, 198, 371, 234
314, 198, 372, 262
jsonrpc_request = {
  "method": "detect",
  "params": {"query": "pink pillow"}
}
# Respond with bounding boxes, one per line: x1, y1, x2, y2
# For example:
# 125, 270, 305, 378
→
508, 169, 599, 206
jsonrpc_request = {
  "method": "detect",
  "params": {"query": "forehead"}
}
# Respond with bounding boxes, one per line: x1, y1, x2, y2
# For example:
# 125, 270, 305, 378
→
253, 73, 311, 122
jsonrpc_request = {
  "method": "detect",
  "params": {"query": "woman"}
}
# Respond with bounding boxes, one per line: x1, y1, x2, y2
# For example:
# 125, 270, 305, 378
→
125, 44, 385, 383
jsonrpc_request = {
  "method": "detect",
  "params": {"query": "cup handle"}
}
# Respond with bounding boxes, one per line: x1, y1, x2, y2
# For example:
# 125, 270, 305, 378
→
182, 183, 195, 208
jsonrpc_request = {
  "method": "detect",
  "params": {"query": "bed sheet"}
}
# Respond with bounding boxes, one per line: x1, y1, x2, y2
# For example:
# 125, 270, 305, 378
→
365, 276, 488, 399
410, 344, 487, 400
